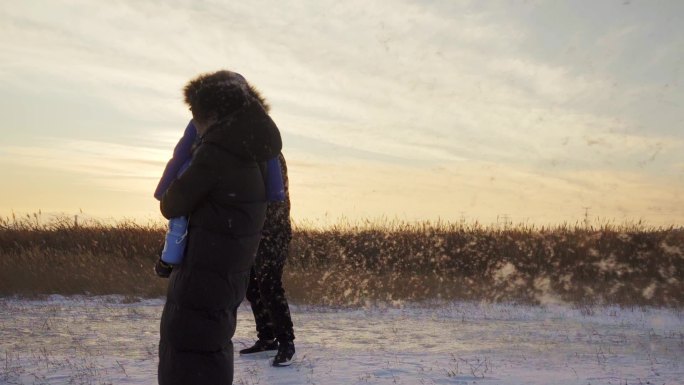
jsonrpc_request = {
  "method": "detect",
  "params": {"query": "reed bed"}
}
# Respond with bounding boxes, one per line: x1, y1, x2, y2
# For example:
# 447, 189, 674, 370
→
1, 214, 682, 307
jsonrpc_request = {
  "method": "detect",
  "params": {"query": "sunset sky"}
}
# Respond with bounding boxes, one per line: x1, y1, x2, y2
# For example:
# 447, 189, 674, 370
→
1, 0, 682, 226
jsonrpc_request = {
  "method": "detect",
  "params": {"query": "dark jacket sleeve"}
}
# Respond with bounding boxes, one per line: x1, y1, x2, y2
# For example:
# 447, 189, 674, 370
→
160, 144, 217, 219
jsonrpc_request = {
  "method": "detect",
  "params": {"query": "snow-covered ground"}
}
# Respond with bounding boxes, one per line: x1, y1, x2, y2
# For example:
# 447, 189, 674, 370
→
0, 296, 682, 385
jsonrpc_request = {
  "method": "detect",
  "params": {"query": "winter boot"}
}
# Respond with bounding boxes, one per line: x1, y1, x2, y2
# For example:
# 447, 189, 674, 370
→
272, 341, 296, 367
239, 339, 278, 356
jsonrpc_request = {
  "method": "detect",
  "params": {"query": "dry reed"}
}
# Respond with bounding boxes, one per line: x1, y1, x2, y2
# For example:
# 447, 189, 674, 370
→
1, 213, 682, 307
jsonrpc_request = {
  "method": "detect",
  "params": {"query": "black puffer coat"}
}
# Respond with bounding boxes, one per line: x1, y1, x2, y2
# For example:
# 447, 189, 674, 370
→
158, 100, 281, 385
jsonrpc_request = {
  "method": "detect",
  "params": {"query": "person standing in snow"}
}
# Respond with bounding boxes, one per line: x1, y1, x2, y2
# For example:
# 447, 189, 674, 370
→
155, 81, 297, 367
157, 70, 282, 385
240, 149, 297, 366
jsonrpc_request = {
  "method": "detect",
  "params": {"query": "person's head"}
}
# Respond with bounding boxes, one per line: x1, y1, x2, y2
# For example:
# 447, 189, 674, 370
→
184, 70, 272, 135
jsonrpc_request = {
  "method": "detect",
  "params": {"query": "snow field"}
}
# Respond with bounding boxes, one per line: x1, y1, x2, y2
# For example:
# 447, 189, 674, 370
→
0, 296, 682, 384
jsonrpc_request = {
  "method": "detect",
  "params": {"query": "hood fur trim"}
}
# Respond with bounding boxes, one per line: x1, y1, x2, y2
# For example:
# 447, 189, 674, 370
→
183, 70, 269, 122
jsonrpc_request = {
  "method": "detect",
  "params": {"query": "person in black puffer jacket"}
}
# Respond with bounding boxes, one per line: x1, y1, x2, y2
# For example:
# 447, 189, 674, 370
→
157, 70, 282, 385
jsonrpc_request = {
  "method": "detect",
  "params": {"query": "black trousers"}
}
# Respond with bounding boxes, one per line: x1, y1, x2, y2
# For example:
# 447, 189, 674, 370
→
245, 256, 295, 343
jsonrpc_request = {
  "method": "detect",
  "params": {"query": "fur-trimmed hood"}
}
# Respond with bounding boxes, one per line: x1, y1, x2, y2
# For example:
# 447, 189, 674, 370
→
185, 71, 281, 161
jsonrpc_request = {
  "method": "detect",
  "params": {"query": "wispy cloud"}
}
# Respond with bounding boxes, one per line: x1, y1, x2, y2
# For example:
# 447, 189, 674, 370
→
0, 138, 168, 193
0, 0, 682, 223
287, 154, 684, 225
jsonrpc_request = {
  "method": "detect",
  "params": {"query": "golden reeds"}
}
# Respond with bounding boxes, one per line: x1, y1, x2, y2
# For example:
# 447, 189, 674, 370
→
1, 214, 682, 307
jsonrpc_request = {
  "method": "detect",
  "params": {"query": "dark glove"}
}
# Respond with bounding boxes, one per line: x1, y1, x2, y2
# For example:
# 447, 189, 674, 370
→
155, 258, 173, 278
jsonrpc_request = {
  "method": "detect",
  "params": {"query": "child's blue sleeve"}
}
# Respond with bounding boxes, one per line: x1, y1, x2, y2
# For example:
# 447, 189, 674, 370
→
265, 155, 285, 202
154, 121, 197, 200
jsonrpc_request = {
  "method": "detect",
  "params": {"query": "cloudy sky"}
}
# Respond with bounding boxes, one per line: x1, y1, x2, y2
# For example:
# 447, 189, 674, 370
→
1, 0, 682, 226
